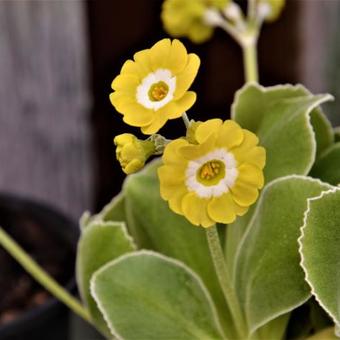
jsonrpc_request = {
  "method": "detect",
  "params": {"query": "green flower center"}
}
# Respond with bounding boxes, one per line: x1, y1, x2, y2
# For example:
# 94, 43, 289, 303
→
197, 160, 225, 186
149, 81, 169, 101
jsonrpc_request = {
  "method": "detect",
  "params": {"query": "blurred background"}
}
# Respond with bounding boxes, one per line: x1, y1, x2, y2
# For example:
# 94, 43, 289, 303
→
1, 1, 340, 338
0, 0, 340, 218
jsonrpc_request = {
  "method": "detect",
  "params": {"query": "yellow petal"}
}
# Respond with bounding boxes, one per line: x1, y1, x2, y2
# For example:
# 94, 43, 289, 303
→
207, 193, 237, 224
181, 192, 214, 227
140, 114, 169, 135
109, 92, 135, 113
230, 181, 259, 207
166, 39, 188, 75
216, 120, 244, 150
168, 187, 187, 214
163, 138, 189, 165
174, 53, 200, 98
121, 59, 147, 79
195, 119, 223, 143
122, 104, 154, 127
179, 134, 216, 160
237, 163, 264, 189
150, 39, 171, 71
188, 21, 213, 44
159, 91, 197, 119
232, 130, 266, 169
133, 49, 152, 76
111, 74, 139, 92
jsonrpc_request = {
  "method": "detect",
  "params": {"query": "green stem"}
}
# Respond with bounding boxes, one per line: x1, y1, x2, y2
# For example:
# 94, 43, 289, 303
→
242, 39, 259, 83
182, 112, 190, 128
206, 226, 247, 339
0, 227, 92, 324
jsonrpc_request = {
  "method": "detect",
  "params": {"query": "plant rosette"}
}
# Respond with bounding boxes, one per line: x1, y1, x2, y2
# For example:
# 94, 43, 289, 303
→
1, 1, 340, 340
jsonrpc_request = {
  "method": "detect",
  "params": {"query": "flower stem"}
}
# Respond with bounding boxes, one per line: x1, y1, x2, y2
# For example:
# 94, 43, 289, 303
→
242, 39, 258, 83
206, 226, 247, 338
0, 227, 92, 324
182, 112, 190, 128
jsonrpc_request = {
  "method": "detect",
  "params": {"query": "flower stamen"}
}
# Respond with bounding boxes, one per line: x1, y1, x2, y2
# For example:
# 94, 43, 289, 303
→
149, 81, 169, 102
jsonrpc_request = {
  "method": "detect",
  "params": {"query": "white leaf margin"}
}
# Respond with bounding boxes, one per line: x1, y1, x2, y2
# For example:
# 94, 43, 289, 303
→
76, 220, 137, 309
90, 250, 226, 340
231, 82, 334, 181
232, 174, 333, 334
298, 185, 340, 328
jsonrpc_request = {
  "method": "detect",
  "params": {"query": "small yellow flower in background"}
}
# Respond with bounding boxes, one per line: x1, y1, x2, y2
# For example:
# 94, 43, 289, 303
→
161, 0, 229, 44
158, 119, 266, 227
258, 0, 285, 22
110, 39, 200, 135
114, 134, 155, 174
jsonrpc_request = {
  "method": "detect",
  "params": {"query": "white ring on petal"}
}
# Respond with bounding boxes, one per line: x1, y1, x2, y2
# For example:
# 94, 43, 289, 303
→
185, 148, 238, 198
136, 69, 176, 110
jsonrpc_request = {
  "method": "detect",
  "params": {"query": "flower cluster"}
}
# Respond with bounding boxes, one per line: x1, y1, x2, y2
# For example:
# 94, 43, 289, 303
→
110, 38, 266, 228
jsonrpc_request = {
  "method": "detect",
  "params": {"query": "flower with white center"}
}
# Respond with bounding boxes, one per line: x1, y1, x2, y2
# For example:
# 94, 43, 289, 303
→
161, 0, 229, 44
110, 39, 200, 135
158, 119, 266, 227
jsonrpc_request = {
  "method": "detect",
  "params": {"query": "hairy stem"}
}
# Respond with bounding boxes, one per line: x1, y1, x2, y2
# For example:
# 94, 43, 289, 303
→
206, 226, 247, 338
242, 39, 259, 83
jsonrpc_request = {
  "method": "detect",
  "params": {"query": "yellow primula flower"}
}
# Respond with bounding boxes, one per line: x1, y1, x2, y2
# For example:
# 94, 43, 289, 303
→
161, 0, 229, 44
259, 0, 285, 22
158, 119, 266, 227
114, 134, 155, 174
110, 39, 200, 135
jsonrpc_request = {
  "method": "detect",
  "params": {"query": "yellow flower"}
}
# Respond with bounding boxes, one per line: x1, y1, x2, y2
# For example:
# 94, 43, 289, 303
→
259, 0, 285, 22
110, 39, 200, 135
114, 134, 155, 174
161, 0, 229, 44
158, 119, 266, 227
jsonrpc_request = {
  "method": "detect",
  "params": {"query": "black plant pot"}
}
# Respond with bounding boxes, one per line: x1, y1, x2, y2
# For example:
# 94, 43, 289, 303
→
0, 193, 79, 340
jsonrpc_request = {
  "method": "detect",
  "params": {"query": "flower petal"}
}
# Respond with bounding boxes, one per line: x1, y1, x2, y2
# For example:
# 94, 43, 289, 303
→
166, 39, 188, 75
133, 49, 152, 76
181, 192, 214, 227
230, 181, 259, 207
216, 120, 244, 150
163, 138, 189, 165
179, 134, 216, 160
174, 53, 200, 98
122, 104, 154, 127
111, 74, 139, 92
195, 119, 223, 144
160, 91, 197, 119
232, 130, 266, 169
150, 38, 171, 71
207, 193, 237, 224
237, 163, 264, 189
141, 114, 169, 135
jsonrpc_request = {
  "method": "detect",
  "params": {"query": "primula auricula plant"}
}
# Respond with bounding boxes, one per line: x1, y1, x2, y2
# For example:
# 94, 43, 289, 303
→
1, 0, 340, 340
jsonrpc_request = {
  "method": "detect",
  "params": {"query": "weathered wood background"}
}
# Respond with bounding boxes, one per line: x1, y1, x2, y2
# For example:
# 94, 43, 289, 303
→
0, 0, 93, 219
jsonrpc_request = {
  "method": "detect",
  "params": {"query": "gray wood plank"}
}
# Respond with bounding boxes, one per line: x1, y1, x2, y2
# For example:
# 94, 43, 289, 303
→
0, 0, 93, 219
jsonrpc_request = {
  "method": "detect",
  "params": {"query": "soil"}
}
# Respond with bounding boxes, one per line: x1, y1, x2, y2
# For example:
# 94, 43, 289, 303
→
0, 206, 75, 327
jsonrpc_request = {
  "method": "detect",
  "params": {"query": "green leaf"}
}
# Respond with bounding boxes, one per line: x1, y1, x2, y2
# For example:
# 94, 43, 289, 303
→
76, 221, 135, 334
310, 143, 340, 185
79, 193, 126, 232
91, 251, 225, 340
310, 109, 334, 158
232, 83, 333, 182
334, 126, 340, 142
233, 175, 331, 334
255, 314, 290, 340
299, 187, 340, 328
124, 162, 236, 338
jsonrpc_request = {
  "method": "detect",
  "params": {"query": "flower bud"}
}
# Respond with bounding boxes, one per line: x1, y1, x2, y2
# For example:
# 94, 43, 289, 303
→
114, 134, 155, 174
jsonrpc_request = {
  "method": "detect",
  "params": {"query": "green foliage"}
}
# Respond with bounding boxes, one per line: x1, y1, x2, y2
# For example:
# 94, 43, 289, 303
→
233, 176, 331, 334
76, 221, 135, 334
299, 188, 340, 328
232, 83, 333, 182
311, 143, 340, 185
124, 163, 236, 337
91, 251, 224, 340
